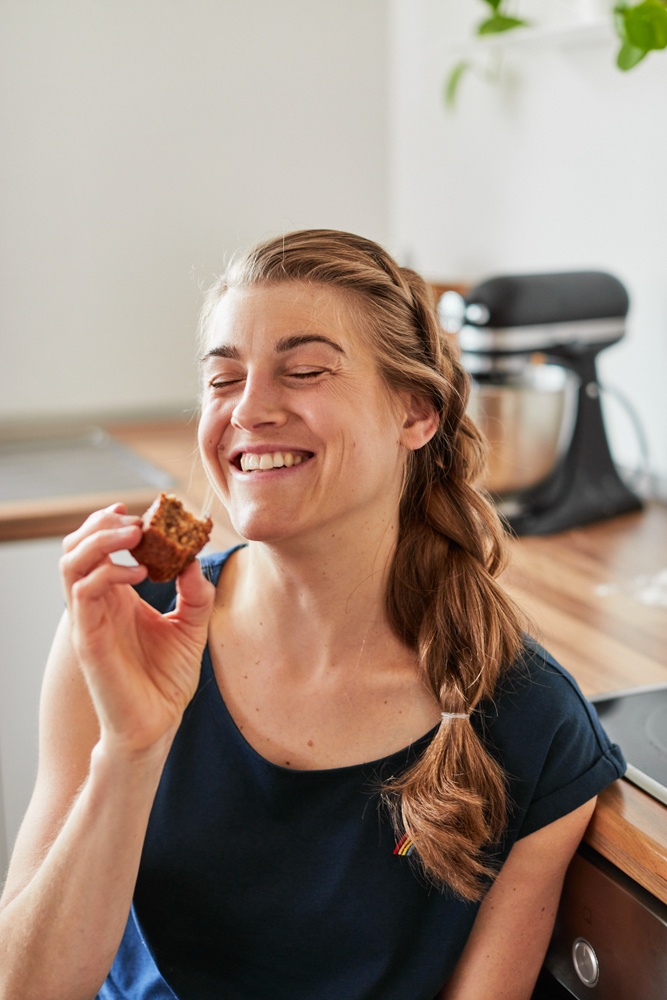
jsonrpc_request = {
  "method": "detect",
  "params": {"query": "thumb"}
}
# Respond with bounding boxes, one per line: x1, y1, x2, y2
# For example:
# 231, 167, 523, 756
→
171, 559, 216, 631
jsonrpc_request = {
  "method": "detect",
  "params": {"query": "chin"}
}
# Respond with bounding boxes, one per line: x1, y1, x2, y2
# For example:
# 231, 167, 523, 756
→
228, 509, 307, 544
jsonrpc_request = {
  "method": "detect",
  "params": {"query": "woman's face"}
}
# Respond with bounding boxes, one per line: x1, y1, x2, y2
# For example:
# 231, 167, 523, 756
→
198, 282, 432, 544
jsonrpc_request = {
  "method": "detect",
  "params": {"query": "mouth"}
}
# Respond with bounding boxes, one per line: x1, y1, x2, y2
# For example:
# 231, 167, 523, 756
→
231, 449, 315, 473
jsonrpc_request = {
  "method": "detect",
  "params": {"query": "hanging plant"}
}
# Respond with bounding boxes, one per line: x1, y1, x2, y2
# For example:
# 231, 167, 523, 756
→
615, 0, 667, 68
446, 0, 667, 107
446, 0, 530, 107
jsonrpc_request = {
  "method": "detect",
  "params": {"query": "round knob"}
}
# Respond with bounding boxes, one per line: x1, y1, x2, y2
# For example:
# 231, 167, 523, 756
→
465, 302, 491, 326
572, 937, 599, 987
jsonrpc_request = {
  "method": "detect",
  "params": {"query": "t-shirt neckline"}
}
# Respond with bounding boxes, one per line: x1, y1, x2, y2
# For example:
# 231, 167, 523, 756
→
200, 546, 440, 778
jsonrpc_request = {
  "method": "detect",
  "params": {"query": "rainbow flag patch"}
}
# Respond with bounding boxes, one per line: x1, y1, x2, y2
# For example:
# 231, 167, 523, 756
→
393, 833, 415, 857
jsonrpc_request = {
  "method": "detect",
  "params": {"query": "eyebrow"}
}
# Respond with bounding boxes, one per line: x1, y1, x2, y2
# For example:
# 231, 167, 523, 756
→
200, 334, 345, 363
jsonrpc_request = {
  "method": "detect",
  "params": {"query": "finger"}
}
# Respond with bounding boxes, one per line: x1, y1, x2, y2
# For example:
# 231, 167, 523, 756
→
60, 525, 143, 589
70, 561, 148, 607
168, 560, 216, 629
62, 505, 142, 554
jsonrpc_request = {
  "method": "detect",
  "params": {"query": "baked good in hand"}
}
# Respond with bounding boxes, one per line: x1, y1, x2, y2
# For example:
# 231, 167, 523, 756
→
130, 493, 212, 583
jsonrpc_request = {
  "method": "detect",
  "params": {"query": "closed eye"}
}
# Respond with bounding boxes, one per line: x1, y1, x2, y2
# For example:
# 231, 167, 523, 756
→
208, 368, 330, 389
209, 377, 245, 389
289, 370, 327, 380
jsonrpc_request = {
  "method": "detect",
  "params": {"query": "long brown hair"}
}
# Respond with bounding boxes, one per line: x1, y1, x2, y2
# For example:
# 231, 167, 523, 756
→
200, 230, 525, 900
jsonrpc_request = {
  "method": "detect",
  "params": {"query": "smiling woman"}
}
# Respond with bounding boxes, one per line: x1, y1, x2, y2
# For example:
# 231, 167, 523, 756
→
0, 230, 625, 1000
197, 279, 413, 547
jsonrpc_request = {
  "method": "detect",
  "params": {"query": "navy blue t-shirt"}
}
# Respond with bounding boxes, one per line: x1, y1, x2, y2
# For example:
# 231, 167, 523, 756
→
98, 547, 626, 1000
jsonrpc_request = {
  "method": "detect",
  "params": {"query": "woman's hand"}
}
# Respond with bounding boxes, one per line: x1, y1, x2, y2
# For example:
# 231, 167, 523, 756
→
60, 502, 216, 756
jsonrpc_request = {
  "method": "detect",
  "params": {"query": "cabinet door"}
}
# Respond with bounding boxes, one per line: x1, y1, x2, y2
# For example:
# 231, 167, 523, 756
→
0, 537, 64, 873
546, 846, 667, 998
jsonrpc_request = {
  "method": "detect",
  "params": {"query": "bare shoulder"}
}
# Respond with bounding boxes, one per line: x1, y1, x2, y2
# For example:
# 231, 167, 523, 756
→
0, 610, 99, 909
440, 798, 597, 1000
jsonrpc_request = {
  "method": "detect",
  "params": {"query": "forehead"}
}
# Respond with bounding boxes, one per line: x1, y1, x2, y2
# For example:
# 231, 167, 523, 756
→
207, 282, 364, 353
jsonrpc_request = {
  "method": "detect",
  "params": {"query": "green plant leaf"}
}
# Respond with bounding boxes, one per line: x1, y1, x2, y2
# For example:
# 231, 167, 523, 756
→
624, 0, 667, 50
482, 0, 503, 9
616, 39, 649, 66
444, 61, 470, 109
477, 14, 529, 35
613, 2, 630, 40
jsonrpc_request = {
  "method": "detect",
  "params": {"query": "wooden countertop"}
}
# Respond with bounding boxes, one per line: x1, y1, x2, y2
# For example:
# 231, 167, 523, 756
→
501, 512, 667, 905
2, 418, 667, 903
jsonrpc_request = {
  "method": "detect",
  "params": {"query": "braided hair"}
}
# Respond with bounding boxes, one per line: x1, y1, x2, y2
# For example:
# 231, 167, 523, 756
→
200, 230, 525, 900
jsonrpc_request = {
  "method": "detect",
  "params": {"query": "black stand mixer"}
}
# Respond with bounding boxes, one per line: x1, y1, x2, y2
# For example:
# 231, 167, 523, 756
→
440, 271, 643, 536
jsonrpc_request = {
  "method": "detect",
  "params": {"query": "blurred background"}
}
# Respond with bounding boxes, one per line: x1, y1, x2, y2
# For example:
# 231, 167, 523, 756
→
1, 2, 667, 949
1, 0, 665, 482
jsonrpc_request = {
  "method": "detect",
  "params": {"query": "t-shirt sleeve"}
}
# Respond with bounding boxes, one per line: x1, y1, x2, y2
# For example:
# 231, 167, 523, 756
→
516, 688, 626, 839
483, 640, 626, 845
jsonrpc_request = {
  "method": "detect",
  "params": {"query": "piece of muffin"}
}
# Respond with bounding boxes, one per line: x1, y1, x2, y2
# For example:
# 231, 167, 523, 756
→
130, 493, 212, 583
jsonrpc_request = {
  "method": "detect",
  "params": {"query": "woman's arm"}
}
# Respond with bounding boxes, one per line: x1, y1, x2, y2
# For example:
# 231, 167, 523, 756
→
0, 628, 172, 1000
439, 797, 597, 1000
0, 505, 215, 1000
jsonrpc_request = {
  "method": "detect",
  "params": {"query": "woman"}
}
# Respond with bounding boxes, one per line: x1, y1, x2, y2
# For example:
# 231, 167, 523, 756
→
0, 230, 624, 1000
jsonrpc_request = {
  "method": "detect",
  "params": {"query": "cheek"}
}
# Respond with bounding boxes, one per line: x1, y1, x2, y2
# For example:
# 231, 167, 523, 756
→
197, 407, 215, 455
197, 401, 230, 464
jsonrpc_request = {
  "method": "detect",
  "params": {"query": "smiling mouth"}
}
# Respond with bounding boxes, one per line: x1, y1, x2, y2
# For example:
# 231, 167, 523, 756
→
235, 450, 314, 472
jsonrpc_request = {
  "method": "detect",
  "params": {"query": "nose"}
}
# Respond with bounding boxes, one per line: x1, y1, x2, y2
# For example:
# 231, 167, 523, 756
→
230, 371, 289, 433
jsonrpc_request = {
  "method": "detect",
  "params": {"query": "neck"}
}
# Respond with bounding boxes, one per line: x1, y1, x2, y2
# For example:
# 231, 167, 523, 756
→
218, 504, 404, 676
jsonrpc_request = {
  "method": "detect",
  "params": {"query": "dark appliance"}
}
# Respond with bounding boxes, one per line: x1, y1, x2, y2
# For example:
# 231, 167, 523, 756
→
545, 844, 667, 999
440, 271, 643, 535
591, 683, 667, 808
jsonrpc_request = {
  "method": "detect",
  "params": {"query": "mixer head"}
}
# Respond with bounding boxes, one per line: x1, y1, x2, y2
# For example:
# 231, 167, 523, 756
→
440, 271, 629, 374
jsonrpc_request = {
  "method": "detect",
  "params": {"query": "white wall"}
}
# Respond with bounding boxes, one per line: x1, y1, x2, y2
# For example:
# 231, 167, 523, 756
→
389, 0, 667, 481
0, 0, 388, 421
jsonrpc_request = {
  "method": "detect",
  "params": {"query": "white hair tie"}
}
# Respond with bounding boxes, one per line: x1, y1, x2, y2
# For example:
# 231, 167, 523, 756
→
441, 712, 469, 721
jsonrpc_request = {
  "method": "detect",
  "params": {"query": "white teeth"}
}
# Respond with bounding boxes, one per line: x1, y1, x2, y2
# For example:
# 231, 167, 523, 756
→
239, 450, 310, 472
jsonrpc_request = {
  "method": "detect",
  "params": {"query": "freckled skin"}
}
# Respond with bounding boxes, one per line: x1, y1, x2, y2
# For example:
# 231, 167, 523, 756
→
198, 283, 407, 545
200, 280, 442, 775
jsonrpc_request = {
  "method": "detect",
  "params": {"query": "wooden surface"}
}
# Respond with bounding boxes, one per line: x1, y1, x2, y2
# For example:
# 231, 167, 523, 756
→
2, 417, 666, 902
501, 507, 667, 904
502, 505, 667, 697
0, 489, 157, 542
586, 780, 667, 905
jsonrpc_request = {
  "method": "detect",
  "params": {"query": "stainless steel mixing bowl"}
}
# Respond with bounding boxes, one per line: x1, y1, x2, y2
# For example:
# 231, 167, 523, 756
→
467, 362, 579, 496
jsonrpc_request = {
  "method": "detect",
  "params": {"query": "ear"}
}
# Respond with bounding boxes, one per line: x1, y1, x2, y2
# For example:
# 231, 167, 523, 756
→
399, 394, 439, 452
